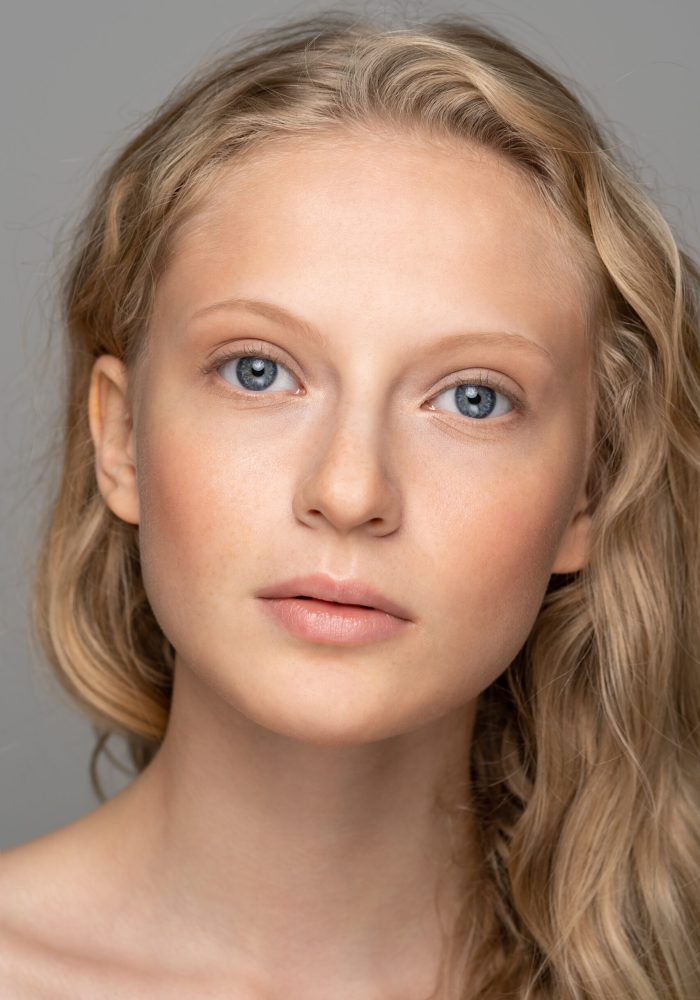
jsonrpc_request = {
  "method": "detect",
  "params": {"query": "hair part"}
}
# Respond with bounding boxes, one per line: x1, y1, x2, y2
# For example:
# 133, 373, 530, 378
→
30, 10, 700, 998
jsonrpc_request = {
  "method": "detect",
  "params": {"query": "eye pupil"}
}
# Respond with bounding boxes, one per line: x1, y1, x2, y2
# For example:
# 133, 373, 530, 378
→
235, 355, 278, 391
455, 383, 497, 419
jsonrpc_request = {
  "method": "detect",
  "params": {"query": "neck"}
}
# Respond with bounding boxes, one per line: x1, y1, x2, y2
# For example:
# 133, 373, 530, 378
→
101, 658, 478, 997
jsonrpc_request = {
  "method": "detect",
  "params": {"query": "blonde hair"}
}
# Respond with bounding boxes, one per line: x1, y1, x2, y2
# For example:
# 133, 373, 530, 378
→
30, 10, 700, 998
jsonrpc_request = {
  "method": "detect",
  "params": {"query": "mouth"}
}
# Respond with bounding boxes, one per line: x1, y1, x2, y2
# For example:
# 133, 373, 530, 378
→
256, 573, 413, 622
295, 595, 376, 610
258, 593, 412, 645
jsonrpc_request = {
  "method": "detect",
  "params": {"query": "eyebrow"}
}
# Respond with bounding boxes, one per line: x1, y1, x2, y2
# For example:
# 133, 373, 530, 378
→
189, 296, 555, 363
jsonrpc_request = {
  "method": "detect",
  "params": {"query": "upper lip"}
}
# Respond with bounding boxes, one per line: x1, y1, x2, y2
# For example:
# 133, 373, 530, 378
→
257, 573, 413, 621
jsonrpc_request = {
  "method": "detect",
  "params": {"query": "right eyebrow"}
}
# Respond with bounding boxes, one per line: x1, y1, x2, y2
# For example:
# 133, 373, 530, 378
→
189, 297, 323, 342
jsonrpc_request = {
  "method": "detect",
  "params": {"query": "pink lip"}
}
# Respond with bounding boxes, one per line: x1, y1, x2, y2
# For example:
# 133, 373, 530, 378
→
258, 597, 412, 646
256, 573, 412, 621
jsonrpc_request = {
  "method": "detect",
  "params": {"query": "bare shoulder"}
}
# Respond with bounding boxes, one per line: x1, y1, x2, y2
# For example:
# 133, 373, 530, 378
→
0, 833, 82, 998
0, 823, 258, 999
0, 808, 146, 998
0, 780, 145, 949
0, 814, 103, 934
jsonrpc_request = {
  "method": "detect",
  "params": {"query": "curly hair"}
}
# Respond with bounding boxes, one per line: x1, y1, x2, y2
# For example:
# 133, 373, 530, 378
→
29, 9, 700, 998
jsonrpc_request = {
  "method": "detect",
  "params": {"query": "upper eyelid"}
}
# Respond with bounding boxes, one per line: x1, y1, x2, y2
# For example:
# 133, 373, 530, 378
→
201, 341, 295, 375
435, 369, 522, 407
201, 342, 525, 409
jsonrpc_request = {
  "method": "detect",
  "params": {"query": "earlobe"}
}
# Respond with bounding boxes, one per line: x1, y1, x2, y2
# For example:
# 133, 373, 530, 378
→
88, 355, 140, 525
550, 505, 591, 575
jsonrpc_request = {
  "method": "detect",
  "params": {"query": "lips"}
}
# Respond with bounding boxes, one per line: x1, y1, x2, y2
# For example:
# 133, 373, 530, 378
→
256, 572, 412, 621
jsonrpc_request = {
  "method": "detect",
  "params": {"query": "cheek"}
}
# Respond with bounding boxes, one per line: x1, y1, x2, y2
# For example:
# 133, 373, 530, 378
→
134, 400, 270, 643
423, 435, 580, 666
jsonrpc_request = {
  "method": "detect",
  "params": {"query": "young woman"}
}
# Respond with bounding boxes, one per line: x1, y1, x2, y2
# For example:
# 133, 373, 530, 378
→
1, 10, 698, 999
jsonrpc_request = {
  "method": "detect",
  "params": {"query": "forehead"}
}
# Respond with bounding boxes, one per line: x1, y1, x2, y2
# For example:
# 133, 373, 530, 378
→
155, 130, 593, 343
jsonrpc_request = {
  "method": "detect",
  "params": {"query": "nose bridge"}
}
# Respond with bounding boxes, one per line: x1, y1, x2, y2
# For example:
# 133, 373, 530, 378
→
293, 374, 402, 534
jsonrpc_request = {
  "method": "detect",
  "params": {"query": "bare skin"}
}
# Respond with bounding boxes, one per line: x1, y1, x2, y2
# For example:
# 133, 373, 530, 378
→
0, 129, 594, 998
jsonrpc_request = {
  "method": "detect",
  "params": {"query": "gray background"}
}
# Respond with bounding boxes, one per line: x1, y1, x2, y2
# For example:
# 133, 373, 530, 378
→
2, 0, 698, 850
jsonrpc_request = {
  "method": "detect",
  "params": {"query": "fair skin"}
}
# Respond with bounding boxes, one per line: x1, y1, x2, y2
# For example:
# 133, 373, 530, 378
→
0, 130, 594, 999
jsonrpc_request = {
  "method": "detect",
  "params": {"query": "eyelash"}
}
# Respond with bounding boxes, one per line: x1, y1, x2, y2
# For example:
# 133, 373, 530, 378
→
200, 343, 525, 415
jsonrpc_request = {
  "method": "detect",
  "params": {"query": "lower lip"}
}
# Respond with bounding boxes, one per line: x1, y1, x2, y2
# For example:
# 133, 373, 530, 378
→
258, 597, 411, 646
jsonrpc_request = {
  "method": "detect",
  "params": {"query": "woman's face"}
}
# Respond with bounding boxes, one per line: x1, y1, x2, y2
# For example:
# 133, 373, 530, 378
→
92, 131, 594, 745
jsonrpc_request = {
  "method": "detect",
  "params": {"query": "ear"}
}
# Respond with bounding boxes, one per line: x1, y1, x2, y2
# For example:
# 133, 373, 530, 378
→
88, 354, 140, 525
550, 488, 591, 575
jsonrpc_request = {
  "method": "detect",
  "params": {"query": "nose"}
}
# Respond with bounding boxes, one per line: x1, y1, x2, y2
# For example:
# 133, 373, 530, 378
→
292, 406, 403, 537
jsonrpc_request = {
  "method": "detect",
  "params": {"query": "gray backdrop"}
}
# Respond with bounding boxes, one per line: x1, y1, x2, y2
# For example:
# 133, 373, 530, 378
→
2, 0, 698, 850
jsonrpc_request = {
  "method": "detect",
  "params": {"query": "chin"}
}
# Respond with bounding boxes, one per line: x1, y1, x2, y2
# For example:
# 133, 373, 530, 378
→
237, 682, 422, 748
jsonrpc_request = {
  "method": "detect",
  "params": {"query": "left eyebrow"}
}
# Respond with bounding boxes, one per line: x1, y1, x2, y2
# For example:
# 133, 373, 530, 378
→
187, 296, 555, 365
417, 329, 554, 364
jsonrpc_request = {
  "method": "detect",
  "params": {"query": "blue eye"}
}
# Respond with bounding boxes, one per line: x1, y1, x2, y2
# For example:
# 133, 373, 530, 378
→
429, 375, 518, 420
212, 346, 298, 393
